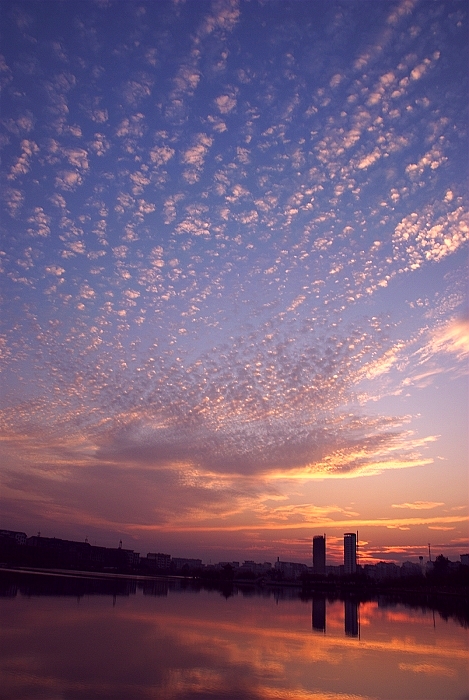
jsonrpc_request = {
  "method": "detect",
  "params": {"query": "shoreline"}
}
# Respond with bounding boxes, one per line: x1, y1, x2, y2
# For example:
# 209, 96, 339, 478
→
1, 565, 468, 601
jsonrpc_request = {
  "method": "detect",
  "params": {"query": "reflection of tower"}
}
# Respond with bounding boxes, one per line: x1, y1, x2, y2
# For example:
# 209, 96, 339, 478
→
312, 534, 326, 575
312, 596, 326, 633
344, 533, 357, 575
344, 599, 359, 637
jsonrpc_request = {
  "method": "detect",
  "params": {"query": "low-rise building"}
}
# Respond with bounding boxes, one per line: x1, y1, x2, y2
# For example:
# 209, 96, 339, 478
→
364, 562, 400, 580
239, 560, 272, 574
146, 552, 171, 569
172, 557, 203, 571
274, 559, 308, 580
0, 530, 27, 545
401, 560, 424, 577
325, 565, 341, 576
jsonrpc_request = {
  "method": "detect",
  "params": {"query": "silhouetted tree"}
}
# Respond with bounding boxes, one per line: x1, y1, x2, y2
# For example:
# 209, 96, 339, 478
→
221, 563, 234, 581
433, 554, 449, 573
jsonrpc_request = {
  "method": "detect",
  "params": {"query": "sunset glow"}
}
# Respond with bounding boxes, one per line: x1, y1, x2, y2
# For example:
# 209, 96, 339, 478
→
0, 0, 467, 564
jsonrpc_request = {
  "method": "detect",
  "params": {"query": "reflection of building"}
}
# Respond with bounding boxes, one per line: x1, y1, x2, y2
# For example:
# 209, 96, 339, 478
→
312, 535, 326, 575
312, 596, 326, 633
344, 599, 359, 637
344, 533, 357, 575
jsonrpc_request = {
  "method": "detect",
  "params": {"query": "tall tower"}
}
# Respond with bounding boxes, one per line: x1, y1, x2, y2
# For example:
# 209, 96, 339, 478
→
313, 534, 326, 575
344, 532, 357, 575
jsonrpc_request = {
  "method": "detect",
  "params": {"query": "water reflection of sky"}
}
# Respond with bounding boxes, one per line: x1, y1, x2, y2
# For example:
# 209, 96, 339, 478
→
0, 575, 467, 700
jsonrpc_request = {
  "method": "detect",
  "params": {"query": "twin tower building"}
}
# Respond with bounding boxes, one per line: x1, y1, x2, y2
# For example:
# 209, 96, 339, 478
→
312, 533, 358, 575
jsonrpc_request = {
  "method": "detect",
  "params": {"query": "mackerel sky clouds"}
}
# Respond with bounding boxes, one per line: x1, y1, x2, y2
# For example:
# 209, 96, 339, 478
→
0, 0, 467, 563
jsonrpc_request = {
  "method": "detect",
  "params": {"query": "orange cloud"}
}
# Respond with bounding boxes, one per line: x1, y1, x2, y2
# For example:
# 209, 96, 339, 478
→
392, 501, 444, 510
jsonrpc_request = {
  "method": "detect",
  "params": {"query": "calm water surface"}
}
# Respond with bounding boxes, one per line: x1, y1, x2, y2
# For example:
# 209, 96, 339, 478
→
0, 572, 467, 700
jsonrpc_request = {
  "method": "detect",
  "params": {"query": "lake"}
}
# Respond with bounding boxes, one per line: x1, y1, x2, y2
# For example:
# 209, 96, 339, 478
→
0, 571, 467, 700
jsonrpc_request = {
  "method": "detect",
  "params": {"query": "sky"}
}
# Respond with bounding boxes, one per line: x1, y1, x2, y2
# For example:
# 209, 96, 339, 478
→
0, 0, 468, 566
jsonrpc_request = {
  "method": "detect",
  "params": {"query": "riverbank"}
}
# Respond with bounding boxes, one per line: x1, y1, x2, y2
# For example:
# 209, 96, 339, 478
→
2, 564, 468, 602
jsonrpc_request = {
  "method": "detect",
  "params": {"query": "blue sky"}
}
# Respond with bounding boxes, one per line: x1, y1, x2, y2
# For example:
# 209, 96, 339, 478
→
0, 0, 467, 563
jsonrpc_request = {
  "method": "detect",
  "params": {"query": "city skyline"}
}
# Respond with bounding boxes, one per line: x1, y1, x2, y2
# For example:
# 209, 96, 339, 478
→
2, 525, 461, 571
0, 0, 468, 566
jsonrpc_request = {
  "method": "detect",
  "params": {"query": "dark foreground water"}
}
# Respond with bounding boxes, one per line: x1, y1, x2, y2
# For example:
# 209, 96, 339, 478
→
0, 571, 467, 700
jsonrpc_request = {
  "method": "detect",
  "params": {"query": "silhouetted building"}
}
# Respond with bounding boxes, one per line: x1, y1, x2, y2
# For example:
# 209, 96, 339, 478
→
401, 560, 423, 577
238, 561, 271, 574
325, 564, 341, 576
344, 533, 357, 575
364, 562, 400, 580
146, 552, 171, 569
312, 535, 326, 575
274, 559, 307, 580
0, 530, 27, 545
172, 557, 202, 571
